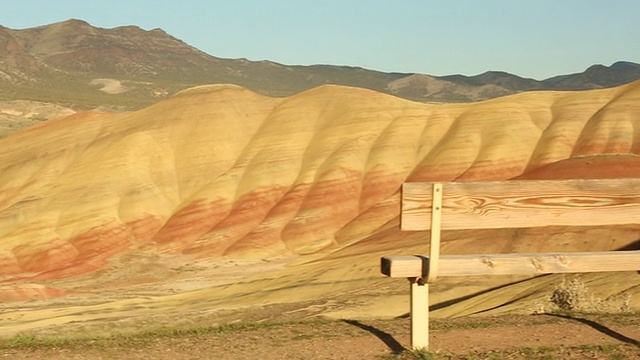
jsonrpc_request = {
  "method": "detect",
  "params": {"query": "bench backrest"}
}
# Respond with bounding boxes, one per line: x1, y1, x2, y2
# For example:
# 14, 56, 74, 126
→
401, 178, 640, 231
396, 178, 640, 283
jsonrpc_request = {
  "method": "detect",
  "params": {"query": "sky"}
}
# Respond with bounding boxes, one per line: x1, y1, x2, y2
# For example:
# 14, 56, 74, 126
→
1, 0, 639, 80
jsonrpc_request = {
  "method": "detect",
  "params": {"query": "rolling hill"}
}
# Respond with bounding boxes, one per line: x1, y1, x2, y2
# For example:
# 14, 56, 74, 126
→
1, 80, 639, 333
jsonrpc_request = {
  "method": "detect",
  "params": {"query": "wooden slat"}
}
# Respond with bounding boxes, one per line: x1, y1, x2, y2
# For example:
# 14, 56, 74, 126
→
381, 251, 640, 278
439, 251, 640, 276
401, 178, 640, 231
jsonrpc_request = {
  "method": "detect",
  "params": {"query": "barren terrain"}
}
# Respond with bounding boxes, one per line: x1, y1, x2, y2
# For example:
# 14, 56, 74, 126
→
0, 81, 639, 357
3, 20, 640, 109
1, 314, 639, 359
0, 100, 75, 138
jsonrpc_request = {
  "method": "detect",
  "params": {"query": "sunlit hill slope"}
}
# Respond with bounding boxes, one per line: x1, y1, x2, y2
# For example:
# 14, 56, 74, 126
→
1, 81, 640, 306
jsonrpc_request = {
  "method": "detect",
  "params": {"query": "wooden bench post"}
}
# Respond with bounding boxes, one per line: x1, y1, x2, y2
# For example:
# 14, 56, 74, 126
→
394, 182, 443, 350
409, 277, 429, 350
426, 183, 443, 283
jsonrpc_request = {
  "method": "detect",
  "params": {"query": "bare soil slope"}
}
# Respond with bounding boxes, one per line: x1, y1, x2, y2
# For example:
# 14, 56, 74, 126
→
1, 82, 640, 336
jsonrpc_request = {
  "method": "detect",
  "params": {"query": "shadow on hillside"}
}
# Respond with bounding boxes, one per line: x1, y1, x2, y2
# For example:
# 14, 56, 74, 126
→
545, 313, 640, 347
423, 276, 542, 314
343, 320, 406, 354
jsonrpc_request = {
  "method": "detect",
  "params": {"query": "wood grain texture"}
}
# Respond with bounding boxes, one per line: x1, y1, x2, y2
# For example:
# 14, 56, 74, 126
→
439, 251, 640, 276
382, 251, 640, 278
401, 178, 640, 231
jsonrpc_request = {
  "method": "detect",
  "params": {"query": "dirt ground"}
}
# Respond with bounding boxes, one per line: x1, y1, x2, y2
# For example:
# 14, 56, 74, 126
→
1, 253, 639, 359
1, 313, 639, 359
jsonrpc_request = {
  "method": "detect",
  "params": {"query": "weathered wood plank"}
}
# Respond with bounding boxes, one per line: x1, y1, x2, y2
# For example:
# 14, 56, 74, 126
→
426, 183, 443, 283
401, 178, 640, 231
381, 250, 640, 278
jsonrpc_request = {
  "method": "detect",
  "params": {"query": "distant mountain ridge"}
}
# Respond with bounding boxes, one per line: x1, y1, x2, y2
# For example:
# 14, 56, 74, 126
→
1, 19, 639, 109
542, 61, 640, 90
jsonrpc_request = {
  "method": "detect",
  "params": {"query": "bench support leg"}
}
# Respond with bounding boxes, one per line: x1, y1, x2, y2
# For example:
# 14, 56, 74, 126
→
409, 277, 429, 350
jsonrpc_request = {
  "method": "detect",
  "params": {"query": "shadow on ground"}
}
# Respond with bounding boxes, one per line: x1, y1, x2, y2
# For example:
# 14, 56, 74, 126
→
343, 319, 406, 354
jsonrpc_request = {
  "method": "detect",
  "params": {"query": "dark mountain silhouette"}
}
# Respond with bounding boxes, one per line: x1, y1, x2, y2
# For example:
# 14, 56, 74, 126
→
542, 61, 640, 89
1, 19, 639, 109
440, 71, 542, 91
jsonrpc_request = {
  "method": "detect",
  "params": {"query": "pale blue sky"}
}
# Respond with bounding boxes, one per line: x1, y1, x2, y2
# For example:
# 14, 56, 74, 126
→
2, 0, 639, 80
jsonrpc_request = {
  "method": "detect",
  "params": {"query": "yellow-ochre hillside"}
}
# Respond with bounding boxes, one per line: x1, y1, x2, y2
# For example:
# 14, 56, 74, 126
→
0, 81, 639, 316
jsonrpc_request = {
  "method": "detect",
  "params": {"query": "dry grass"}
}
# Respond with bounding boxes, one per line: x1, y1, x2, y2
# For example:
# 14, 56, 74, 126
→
2, 313, 639, 359
534, 275, 635, 314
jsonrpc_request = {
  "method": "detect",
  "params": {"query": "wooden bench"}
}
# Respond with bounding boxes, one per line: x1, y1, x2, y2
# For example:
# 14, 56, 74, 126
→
381, 178, 640, 350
